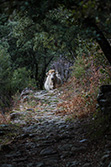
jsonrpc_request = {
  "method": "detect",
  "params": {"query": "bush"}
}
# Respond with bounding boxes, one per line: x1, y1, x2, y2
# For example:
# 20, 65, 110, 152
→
11, 67, 36, 93
71, 56, 86, 79
0, 45, 12, 112
58, 41, 111, 118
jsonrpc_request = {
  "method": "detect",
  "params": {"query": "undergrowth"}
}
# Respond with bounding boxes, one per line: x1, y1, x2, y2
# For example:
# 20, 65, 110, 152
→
1, 41, 111, 125
57, 43, 111, 119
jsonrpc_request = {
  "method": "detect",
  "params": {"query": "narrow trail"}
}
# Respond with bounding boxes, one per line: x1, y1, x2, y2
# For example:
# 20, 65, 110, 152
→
0, 89, 108, 167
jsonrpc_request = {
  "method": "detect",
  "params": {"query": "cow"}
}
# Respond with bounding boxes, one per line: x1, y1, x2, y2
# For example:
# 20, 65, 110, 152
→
44, 69, 62, 91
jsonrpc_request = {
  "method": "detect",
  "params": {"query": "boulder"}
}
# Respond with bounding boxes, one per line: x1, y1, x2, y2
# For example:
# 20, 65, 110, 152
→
97, 85, 111, 115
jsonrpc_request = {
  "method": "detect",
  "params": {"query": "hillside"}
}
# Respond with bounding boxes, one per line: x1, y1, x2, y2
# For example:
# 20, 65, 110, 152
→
0, 88, 107, 167
0, 53, 111, 167
1, 1, 111, 166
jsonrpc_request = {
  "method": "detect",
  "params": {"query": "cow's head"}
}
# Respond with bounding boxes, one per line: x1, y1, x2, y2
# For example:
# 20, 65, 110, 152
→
46, 69, 56, 81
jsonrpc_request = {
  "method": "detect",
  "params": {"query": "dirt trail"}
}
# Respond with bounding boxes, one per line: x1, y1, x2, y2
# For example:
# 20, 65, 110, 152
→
0, 89, 109, 167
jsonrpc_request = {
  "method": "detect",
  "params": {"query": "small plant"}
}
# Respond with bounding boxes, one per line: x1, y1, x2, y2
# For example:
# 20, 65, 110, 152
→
57, 41, 111, 118
71, 56, 86, 79
11, 67, 36, 94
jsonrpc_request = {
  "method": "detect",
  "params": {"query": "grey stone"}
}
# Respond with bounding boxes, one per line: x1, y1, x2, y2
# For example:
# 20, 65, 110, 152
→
83, 163, 91, 167
26, 108, 35, 112
35, 162, 45, 167
71, 146, 86, 152
0, 165, 14, 167
60, 151, 73, 158
66, 161, 79, 167
21, 95, 30, 102
10, 112, 21, 120
27, 163, 34, 167
20, 87, 33, 97
101, 154, 110, 162
58, 144, 73, 151
97, 85, 111, 115
0, 131, 5, 135
79, 139, 87, 143
108, 162, 111, 167
40, 147, 56, 155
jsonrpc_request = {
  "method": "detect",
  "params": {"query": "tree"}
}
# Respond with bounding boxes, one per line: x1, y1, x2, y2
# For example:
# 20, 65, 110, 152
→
10, 13, 56, 89
9, 9, 76, 88
1, 0, 111, 64
1, 0, 111, 88
0, 45, 12, 113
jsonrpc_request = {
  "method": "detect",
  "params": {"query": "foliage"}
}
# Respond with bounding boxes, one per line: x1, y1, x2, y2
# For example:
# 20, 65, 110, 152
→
0, 45, 11, 85
71, 56, 86, 79
11, 67, 36, 93
0, 45, 12, 111
57, 42, 111, 118
10, 12, 65, 88
2, 0, 111, 38
0, 0, 111, 117
0, 14, 37, 112
9, 9, 76, 89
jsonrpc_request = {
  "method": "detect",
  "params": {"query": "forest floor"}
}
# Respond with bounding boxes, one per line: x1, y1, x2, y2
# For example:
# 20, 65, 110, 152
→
0, 88, 111, 167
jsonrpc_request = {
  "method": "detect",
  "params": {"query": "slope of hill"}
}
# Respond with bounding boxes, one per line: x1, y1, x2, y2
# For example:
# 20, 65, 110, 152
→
0, 88, 108, 167
0, 53, 111, 166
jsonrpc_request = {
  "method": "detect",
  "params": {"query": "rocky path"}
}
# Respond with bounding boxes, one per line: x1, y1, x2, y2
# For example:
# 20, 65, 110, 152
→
0, 89, 110, 167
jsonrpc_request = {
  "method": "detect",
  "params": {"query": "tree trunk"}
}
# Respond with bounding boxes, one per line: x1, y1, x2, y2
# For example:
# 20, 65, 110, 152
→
84, 18, 111, 65
94, 25, 111, 65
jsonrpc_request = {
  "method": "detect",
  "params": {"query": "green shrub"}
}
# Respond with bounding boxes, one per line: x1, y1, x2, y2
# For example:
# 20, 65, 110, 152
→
0, 45, 12, 111
11, 67, 36, 93
71, 56, 86, 79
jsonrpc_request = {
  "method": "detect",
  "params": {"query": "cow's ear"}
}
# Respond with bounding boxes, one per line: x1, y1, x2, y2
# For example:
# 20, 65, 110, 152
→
46, 72, 48, 76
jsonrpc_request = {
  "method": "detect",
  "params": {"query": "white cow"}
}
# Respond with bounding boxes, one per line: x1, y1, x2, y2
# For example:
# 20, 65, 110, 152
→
44, 69, 62, 91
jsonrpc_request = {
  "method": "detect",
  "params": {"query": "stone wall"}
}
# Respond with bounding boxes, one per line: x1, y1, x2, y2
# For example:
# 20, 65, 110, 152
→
50, 56, 74, 83
97, 85, 111, 115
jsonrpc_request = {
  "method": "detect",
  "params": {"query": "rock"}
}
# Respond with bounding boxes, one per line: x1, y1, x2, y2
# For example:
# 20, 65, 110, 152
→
0, 88, 103, 167
26, 108, 35, 112
60, 151, 73, 158
35, 162, 45, 167
1, 144, 12, 152
0, 164, 14, 167
40, 147, 56, 155
58, 144, 73, 151
100, 85, 111, 93
79, 139, 87, 143
66, 161, 79, 167
83, 163, 91, 167
27, 162, 45, 167
97, 85, 111, 115
0, 124, 8, 128
20, 87, 33, 97
101, 154, 110, 162
10, 112, 22, 120
0, 131, 5, 136
21, 95, 30, 102
26, 163, 34, 167
108, 162, 111, 167
71, 146, 86, 152
23, 124, 38, 132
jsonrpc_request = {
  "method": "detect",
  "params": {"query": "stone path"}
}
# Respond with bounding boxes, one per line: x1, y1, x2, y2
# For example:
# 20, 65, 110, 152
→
0, 89, 110, 167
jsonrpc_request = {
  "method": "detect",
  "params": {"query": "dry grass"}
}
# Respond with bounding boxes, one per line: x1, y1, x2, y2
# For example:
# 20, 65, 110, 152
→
0, 112, 10, 124
57, 55, 111, 118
